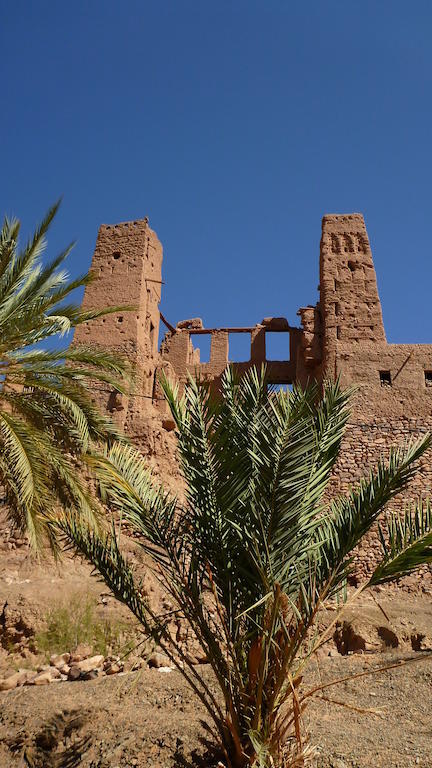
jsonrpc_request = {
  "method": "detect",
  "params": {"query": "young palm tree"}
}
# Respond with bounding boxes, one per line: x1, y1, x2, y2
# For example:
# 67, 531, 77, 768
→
60, 367, 432, 767
0, 201, 130, 549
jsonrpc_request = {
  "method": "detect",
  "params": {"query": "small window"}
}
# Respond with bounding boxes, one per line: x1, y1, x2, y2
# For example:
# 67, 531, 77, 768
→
113, 251, 121, 260
425, 371, 432, 387
265, 332, 289, 361
117, 316, 123, 323
191, 334, 211, 363
268, 383, 293, 395
228, 333, 251, 362
344, 235, 355, 253
379, 370, 391, 387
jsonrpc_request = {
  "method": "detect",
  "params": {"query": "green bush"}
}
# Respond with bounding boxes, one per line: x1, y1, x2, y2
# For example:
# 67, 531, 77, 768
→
36, 593, 132, 658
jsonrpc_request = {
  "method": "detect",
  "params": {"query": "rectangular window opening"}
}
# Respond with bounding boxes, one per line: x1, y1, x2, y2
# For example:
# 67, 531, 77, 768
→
191, 334, 211, 363
267, 383, 293, 395
425, 371, 432, 387
228, 332, 251, 362
265, 331, 290, 362
379, 370, 391, 387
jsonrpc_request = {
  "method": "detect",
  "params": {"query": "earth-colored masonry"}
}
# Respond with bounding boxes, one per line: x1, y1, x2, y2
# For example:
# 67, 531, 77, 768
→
73, 214, 432, 578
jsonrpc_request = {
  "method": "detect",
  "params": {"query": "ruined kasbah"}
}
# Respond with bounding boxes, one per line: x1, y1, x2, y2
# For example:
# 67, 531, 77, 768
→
74, 213, 432, 585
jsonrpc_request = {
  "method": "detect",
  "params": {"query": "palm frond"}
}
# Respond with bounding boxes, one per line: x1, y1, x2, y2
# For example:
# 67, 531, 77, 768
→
88, 442, 181, 569
0, 411, 39, 509
0, 410, 52, 547
0, 215, 20, 282
0, 244, 73, 333
0, 202, 132, 549
308, 435, 431, 593
0, 200, 60, 310
369, 500, 432, 585
59, 515, 151, 628
265, 380, 352, 587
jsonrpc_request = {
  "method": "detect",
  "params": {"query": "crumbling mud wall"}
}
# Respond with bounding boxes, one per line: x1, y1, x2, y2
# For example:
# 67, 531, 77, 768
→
315, 215, 432, 578
76, 213, 432, 579
72, 219, 180, 490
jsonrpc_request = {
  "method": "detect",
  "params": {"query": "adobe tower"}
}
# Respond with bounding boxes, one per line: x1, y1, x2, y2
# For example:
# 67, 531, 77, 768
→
73, 218, 163, 438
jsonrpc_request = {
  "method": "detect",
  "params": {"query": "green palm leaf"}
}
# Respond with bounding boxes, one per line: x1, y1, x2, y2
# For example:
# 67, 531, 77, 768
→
0, 202, 131, 549
369, 501, 432, 585
308, 437, 431, 593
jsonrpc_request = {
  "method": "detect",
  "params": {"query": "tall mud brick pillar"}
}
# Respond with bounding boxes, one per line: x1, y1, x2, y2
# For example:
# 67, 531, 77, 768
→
72, 219, 163, 437
319, 214, 386, 382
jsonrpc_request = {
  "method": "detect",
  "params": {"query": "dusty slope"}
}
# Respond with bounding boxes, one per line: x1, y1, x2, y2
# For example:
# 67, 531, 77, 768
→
0, 650, 431, 768
2, 512, 432, 767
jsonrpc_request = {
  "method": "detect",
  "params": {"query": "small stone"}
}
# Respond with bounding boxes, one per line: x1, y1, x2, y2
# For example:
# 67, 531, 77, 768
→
68, 666, 82, 681
148, 652, 171, 669
50, 652, 70, 668
47, 666, 61, 679
82, 669, 100, 680
193, 653, 208, 664
73, 643, 92, 660
75, 655, 104, 673
315, 647, 327, 659
20, 669, 37, 683
33, 671, 52, 685
162, 418, 176, 432
414, 634, 432, 651
105, 663, 122, 675
0, 667, 15, 680
176, 317, 203, 330
24, 674, 39, 686
0, 672, 21, 691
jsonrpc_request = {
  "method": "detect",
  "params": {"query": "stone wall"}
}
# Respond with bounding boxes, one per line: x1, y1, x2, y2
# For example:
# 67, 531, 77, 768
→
76, 212, 432, 581
159, 318, 298, 395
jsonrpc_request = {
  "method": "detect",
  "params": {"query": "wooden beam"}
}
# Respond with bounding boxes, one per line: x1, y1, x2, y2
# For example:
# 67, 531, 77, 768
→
159, 311, 176, 334
186, 326, 300, 335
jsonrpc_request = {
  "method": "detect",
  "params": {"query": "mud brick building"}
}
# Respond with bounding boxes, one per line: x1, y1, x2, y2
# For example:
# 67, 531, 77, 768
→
74, 214, 432, 578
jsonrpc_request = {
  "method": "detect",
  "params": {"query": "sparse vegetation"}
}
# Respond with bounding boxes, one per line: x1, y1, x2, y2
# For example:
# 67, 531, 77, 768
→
61, 368, 432, 767
36, 593, 133, 659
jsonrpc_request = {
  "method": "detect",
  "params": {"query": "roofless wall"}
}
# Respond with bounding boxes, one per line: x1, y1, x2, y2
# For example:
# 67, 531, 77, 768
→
75, 213, 432, 582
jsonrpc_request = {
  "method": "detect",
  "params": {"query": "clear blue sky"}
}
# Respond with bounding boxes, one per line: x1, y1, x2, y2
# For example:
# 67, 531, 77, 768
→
2, 1, 432, 354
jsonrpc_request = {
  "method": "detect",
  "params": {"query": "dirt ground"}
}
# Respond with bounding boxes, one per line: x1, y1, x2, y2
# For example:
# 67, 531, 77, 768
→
1, 516, 432, 768
0, 650, 431, 768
